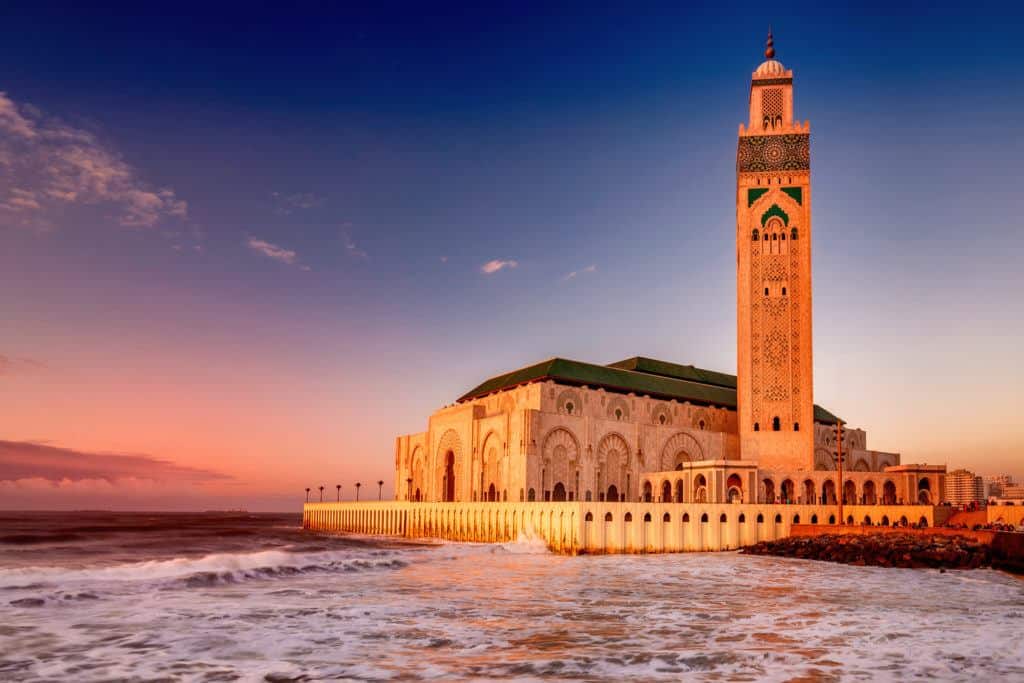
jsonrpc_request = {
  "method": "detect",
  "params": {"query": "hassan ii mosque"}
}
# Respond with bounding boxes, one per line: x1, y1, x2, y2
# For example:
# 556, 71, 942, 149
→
305, 33, 948, 553
392, 32, 946, 512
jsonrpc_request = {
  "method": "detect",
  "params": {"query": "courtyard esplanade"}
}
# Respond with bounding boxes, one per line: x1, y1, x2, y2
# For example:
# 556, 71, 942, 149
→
392, 355, 910, 507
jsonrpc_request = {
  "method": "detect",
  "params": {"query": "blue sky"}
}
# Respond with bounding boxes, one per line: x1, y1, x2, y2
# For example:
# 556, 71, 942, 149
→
1, 1, 1022, 508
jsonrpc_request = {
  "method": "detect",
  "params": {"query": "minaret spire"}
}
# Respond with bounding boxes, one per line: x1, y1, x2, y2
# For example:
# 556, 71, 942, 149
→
765, 27, 775, 59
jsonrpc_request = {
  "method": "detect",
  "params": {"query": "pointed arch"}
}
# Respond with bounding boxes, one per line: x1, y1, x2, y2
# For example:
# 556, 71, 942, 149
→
597, 432, 631, 501
436, 429, 463, 502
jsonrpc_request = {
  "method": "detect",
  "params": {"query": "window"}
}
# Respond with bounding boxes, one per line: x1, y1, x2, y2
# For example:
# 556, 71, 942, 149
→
764, 287, 769, 296
781, 287, 787, 296
772, 233, 777, 240
793, 422, 799, 431
791, 228, 798, 240
565, 402, 574, 415
698, 420, 706, 430
772, 416, 781, 431
752, 229, 759, 241
615, 408, 622, 420
659, 414, 666, 425
754, 422, 760, 431
780, 233, 786, 241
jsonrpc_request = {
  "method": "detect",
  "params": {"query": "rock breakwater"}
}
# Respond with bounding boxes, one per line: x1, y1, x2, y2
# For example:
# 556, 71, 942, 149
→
741, 532, 1018, 571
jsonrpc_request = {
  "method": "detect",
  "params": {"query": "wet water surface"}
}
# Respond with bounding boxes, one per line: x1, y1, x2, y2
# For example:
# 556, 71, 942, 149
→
1, 512, 1021, 681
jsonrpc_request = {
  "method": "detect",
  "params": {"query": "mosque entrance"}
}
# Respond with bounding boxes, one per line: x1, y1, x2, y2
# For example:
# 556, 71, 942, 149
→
606, 485, 619, 502
552, 483, 567, 501
444, 451, 455, 502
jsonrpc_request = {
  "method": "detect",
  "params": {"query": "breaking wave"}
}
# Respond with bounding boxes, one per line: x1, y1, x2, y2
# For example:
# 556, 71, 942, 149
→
0, 548, 407, 590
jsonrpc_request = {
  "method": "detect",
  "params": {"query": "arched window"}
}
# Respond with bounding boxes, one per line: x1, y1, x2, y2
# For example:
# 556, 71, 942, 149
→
699, 420, 706, 430
764, 287, 769, 296
700, 513, 709, 523
528, 488, 536, 502
772, 416, 780, 431
781, 287, 787, 296
791, 227, 798, 240
624, 512, 633, 522
585, 512, 593, 522
780, 233, 786, 241
662, 512, 671, 523
565, 402, 573, 414
793, 422, 799, 431
754, 422, 760, 431
756, 513, 764, 523
739, 513, 746, 523
752, 229, 760, 241
682, 513, 690, 523
604, 512, 613, 522
643, 512, 652, 522
774, 514, 782, 523
810, 514, 818, 524
614, 408, 623, 420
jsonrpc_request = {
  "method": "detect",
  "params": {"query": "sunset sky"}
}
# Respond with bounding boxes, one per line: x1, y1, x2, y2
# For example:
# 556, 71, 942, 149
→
2, 2, 1022, 510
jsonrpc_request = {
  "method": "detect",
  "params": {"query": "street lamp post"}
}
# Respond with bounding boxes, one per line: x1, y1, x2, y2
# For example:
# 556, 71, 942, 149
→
318, 485, 324, 502
305, 487, 310, 503
355, 482, 361, 501
336, 484, 341, 502
378, 480, 384, 501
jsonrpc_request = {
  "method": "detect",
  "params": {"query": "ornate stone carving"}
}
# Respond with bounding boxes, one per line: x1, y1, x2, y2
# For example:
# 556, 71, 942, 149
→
659, 432, 704, 470
737, 134, 809, 173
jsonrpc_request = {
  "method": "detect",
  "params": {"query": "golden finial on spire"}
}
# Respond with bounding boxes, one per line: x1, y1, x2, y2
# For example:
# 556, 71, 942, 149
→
765, 27, 775, 59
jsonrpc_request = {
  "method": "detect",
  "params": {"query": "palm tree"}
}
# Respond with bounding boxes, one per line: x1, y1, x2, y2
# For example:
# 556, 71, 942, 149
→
336, 484, 341, 502
355, 482, 362, 501
305, 487, 310, 502
318, 485, 324, 502
377, 480, 384, 500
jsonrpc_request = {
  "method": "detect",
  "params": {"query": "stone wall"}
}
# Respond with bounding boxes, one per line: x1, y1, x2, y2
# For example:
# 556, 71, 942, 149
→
302, 501, 935, 555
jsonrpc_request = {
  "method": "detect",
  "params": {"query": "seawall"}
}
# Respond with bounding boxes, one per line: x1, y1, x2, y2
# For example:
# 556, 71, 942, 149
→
302, 501, 935, 554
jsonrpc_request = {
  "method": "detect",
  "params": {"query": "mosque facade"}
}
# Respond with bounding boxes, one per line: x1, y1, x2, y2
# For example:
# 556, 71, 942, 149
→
392, 33, 946, 512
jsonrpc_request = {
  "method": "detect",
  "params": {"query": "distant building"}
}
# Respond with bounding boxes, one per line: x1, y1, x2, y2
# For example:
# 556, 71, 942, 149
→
945, 469, 985, 507
985, 475, 1014, 498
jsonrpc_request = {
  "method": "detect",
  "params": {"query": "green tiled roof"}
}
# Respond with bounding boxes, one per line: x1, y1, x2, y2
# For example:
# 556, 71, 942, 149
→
607, 357, 737, 390
457, 356, 842, 424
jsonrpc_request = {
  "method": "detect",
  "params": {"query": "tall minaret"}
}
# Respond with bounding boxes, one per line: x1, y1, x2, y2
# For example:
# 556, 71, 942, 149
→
736, 31, 814, 472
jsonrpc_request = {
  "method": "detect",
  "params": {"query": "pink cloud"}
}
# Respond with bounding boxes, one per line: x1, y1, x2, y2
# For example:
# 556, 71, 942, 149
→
0, 439, 231, 484
480, 258, 518, 274
246, 237, 300, 266
0, 91, 188, 229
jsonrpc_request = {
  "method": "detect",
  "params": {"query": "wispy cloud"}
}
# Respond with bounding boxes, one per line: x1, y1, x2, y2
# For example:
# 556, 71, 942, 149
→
246, 236, 309, 270
271, 191, 324, 214
480, 259, 518, 275
0, 354, 46, 376
563, 264, 597, 281
341, 224, 368, 260
0, 91, 187, 230
0, 439, 231, 484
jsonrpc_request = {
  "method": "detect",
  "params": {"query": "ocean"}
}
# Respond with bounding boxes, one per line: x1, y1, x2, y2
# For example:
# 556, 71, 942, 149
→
0, 511, 1021, 681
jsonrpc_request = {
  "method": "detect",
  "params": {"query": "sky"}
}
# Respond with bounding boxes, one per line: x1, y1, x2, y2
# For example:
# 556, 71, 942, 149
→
1, 1, 1022, 510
